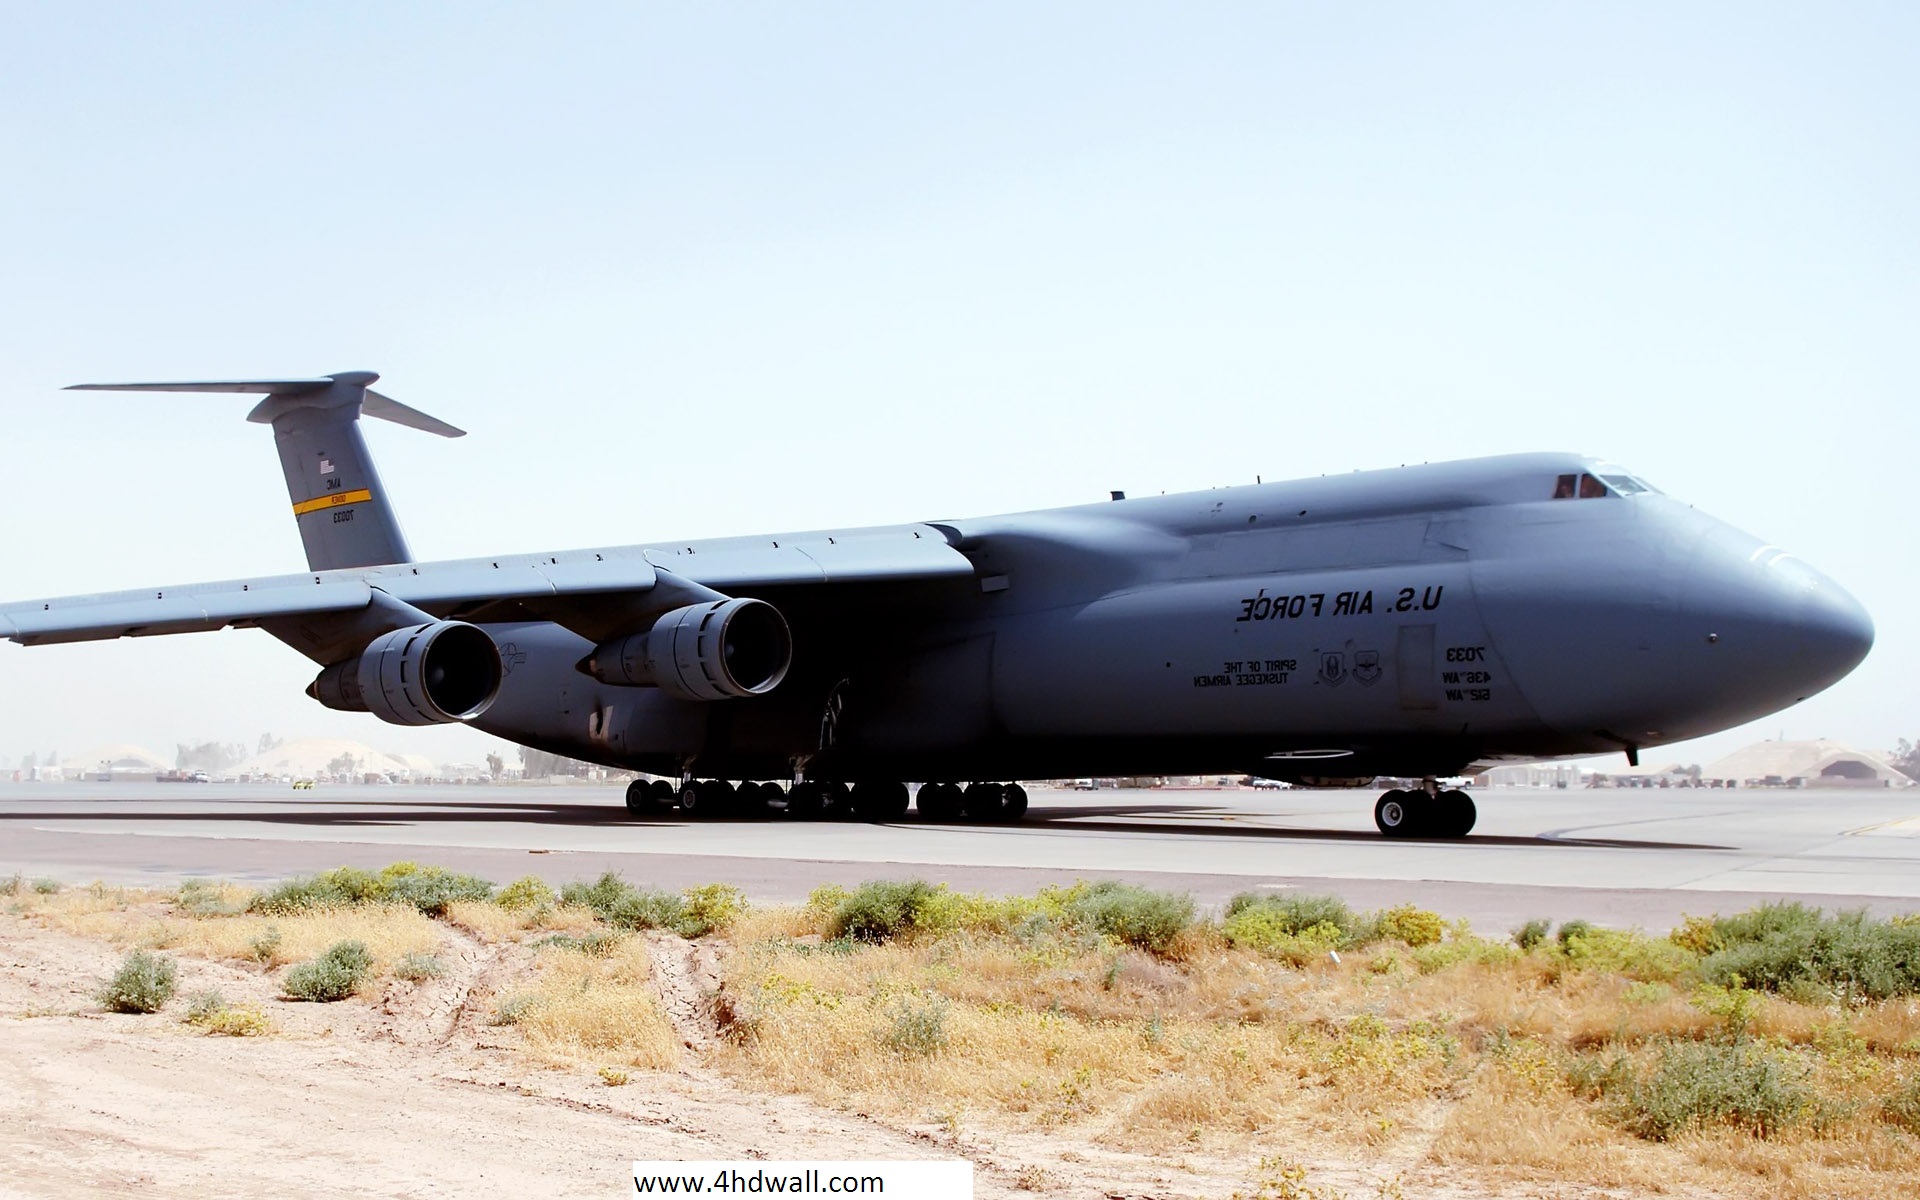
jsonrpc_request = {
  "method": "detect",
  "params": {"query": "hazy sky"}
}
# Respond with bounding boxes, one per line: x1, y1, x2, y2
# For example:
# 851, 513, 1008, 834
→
2, 4, 1914, 772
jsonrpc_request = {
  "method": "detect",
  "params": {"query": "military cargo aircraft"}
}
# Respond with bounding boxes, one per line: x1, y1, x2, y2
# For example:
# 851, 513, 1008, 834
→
0, 372, 1874, 837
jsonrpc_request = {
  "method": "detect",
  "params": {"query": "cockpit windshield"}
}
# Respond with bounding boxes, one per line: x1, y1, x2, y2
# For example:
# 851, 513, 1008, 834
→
1551, 470, 1659, 500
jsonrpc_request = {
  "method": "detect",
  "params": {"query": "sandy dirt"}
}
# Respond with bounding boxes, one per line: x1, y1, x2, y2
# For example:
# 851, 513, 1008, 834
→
0, 913, 1663, 1200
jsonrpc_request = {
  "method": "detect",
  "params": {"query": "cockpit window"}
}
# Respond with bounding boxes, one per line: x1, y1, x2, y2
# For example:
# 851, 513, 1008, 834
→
1552, 470, 1660, 500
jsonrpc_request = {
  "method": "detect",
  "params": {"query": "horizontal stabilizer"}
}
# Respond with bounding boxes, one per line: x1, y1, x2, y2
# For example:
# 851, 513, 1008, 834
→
362, 390, 465, 438
64, 372, 464, 438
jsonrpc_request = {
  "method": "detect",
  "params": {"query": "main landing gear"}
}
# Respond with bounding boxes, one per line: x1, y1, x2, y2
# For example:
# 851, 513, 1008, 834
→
913, 782, 1029, 824
622, 778, 1030, 824
1373, 781, 1476, 839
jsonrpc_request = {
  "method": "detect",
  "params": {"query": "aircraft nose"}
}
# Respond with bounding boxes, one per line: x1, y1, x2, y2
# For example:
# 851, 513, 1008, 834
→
1684, 542, 1874, 706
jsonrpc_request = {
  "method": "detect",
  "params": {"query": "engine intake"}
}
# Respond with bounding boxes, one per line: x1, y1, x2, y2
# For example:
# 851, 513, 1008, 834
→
309, 620, 503, 726
583, 597, 791, 701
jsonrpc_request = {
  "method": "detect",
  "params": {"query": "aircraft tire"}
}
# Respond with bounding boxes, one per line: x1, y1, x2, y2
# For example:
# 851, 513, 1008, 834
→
787, 782, 828, 820
1440, 790, 1476, 837
821, 782, 856, 820
739, 782, 776, 814
624, 779, 648, 812
1001, 784, 1029, 822
647, 779, 677, 807
916, 782, 959, 822
708, 780, 739, 816
1374, 790, 1419, 838
678, 781, 708, 817
960, 782, 1005, 822
852, 781, 909, 822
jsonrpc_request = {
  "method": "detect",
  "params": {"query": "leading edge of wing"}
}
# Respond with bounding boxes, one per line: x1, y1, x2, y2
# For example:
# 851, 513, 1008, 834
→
1, 525, 975, 647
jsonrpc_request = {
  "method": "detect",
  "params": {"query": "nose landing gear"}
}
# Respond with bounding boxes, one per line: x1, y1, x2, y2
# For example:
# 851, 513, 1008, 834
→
1374, 781, 1476, 838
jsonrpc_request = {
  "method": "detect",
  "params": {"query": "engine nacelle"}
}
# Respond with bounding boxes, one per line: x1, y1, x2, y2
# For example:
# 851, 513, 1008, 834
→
583, 597, 791, 701
309, 620, 503, 726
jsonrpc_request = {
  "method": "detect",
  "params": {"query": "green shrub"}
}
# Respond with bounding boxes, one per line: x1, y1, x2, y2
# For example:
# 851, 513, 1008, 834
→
182, 989, 227, 1023
1223, 892, 1363, 961
1063, 882, 1195, 954
1602, 1040, 1816, 1141
200, 1006, 272, 1036
1409, 935, 1520, 974
180, 989, 270, 1036
880, 992, 950, 1056
489, 994, 542, 1025
1370, 904, 1445, 948
248, 927, 283, 964
680, 883, 748, 936
1882, 1071, 1920, 1134
535, 930, 625, 956
1556, 919, 1596, 948
1226, 891, 1356, 937
1513, 918, 1552, 950
394, 951, 445, 981
915, 888, 1045, 938
282, 939, 374, 1002
1559, 926, 1698, 983
251, 869, 375, 914
175, 879, 246, 918
249, 863, 491, 916
0, 872, 21, 897
1226, 911, 1347, 965
830, 879, 940, 943
31, 877, 62, 895
1698, 904, 1920, 1001
99, 950, 177, 1013
378, 864, 493, 915
495, 875, 557, 912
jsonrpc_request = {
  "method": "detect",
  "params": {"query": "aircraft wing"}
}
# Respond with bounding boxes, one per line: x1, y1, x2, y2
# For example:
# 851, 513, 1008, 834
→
0, 524, 975, 649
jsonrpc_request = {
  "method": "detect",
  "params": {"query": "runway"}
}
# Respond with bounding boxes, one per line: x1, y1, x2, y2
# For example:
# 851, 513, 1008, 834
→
4, 782, 1918, 934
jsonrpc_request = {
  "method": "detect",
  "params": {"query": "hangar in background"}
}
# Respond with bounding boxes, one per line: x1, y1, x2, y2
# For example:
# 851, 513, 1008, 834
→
1703, 739, 1914, 788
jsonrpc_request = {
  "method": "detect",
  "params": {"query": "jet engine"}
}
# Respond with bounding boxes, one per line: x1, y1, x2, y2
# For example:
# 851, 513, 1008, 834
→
308, 620, 503, 726
581, 597, 791, 701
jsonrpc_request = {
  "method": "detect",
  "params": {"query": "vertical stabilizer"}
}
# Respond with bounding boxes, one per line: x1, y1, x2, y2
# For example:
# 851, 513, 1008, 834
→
65, 371, 464, 572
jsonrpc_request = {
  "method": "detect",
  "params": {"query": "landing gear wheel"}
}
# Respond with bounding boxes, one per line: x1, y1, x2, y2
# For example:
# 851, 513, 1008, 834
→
677, 780, 707, 816
852, 781, 910, 822
786, 782, 828, 820
1001, 784, 1029, 822
1374, 790, 1419, 838
707, 780, 738, 816
625, 779, 648, 812
916, 782, 960, 822
821, 782, 856, 821
647, 779, 676, 807
1439, 789, 1477, 838
737, 782, 775, 815
960, 783, 1006, 822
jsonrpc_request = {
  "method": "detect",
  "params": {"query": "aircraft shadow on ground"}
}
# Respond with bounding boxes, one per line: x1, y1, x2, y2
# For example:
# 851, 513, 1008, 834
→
0, 799, 1730, 851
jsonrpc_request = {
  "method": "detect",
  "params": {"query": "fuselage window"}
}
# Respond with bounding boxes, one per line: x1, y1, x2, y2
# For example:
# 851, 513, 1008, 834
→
1552, 473, 1577, 499
1578, 473, 1609, 499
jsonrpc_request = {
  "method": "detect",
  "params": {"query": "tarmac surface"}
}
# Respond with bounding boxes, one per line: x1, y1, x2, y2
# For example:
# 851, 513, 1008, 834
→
4, 781, 1919, 933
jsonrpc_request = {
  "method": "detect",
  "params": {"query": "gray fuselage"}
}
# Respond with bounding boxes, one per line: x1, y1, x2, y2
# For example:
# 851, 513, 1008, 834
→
472, 452, 1873, 784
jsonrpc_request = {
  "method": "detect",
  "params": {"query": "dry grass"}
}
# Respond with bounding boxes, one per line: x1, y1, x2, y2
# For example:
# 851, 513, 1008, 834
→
495, 936, 679, 1071
712, 903, 1920, 1198
17, 881, 443, 977
444, 898, 596, 943
17, 872, 1920, 1197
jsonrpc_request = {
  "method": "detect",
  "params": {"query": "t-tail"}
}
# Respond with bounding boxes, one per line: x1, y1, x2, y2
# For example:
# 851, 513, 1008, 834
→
65, 371, 462, 572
